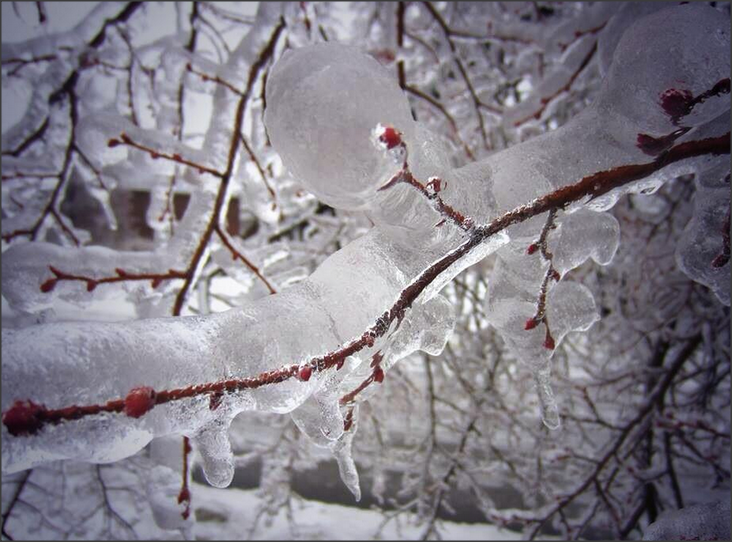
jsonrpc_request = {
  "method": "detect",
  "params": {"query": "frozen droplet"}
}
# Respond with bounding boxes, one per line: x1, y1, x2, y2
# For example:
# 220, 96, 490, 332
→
193, 418, 235, 488
290, 388, 344, 446
552, 209, 620, 273
546, 281, 600, 336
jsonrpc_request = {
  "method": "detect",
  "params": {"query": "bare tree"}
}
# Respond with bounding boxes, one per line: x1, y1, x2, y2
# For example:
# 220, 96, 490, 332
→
1, 2, 729, 540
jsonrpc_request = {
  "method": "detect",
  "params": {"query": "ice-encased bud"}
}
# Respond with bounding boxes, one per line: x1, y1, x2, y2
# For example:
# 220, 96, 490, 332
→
598, 4, 730, 133
264, 43, 415, 211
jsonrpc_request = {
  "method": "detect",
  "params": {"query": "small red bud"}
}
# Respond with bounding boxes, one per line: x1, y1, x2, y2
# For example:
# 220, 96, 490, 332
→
150, 152, 160, 160
711, 253, 729, 268
2, 399, 47, 436
151, 277, 163, 288
172, 153, 182, 161
659, 88, 693, 119
373, 367, 384, 383
86, 280, 97, 292
115, 268, 127, 277
107, 138, 121, 148
40, 279, 57, 293
209, 393, 223, 411
336, 358, 345, 370
298, 365, 312, 382
124, 386, 156, 418
543, 334, 555, 350
177, 487, 191, 504
524, 318, 538, 330
527, 243, 538, 255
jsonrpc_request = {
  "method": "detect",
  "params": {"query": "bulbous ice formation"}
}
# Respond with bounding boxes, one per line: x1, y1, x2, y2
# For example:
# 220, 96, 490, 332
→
597, 3, 730, 134
264, 43, 416, 211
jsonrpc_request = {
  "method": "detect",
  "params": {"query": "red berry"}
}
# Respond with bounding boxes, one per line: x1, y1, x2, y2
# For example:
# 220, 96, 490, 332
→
379, 126, 402, 149
124, 386, 156, 418
527, 243, 538, 255
524, 318, 538, 330
2, 400, 47, 436
298, 365, 312, 382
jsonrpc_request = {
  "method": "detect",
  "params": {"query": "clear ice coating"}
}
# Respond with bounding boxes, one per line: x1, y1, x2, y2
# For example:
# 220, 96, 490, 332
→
264, 43, 416, 211
2, 3, 730, 505
676, 162, 731, 306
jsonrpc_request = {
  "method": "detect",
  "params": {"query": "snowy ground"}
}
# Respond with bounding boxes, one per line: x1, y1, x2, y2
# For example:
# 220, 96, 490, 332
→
190, 482, 527, 541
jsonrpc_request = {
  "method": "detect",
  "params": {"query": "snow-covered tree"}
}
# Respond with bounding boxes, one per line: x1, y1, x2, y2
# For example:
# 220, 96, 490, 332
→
1, 2, 729, 540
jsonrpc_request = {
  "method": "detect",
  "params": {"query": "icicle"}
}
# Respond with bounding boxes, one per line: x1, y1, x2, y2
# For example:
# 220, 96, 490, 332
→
534, 368, 561, 430
192, 417, 235, 488
331, 405, 361, 501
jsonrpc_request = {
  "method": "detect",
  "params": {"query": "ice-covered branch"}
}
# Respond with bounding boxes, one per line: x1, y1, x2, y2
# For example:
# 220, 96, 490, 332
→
1, 4, 729, 525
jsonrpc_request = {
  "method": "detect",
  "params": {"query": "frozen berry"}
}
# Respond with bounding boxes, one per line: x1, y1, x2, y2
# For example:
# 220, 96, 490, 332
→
2, 400, 47, 436
379, 126, 402, 149
298, 364, 312, 382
